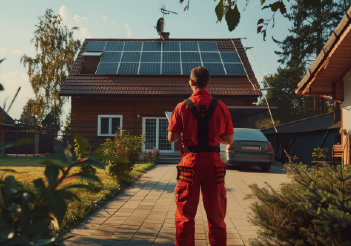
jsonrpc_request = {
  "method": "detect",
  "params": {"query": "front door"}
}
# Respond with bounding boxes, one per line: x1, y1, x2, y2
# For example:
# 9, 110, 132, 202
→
142, 117, 174, 152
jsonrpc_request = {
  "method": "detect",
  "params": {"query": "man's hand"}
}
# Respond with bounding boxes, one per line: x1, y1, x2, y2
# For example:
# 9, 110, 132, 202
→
219, 134, 234, 145
168, 131, 181, 143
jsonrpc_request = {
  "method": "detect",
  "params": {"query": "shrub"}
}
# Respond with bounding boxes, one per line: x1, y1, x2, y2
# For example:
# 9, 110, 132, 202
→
246, 164, 351, 246
138, 148, 161, 164
74, 136, 96, 176
101, 131, 144, 183
0, 134, 112, 245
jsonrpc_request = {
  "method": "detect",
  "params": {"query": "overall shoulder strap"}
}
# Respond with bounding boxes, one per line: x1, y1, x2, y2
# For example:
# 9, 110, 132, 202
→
184, 99, 202, 121
203, 98, 219, 122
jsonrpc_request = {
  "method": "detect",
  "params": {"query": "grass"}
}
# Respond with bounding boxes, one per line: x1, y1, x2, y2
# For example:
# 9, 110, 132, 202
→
0, 158, 155, 235
0, 156, 64, 167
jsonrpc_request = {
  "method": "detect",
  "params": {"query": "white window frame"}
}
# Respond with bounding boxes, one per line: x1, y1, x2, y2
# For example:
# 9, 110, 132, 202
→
97, 115, 123, 137
142, 117, 174, 152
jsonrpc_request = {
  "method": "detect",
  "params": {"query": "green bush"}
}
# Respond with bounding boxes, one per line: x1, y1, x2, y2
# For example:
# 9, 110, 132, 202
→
0, 134, 113, 246
101, 131, 144, 183
246, 164, 351, 246
74, 137, 96, 176
138, 148, 161, 164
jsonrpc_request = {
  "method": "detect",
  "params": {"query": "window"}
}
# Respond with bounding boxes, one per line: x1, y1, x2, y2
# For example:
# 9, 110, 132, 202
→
98, 115, 123, 136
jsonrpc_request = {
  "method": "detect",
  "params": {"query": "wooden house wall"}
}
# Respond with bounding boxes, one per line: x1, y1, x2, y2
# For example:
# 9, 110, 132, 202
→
71, 96, 257, 150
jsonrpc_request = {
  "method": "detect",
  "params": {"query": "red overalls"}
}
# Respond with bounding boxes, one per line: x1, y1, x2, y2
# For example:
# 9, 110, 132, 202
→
168, 90, 234, 246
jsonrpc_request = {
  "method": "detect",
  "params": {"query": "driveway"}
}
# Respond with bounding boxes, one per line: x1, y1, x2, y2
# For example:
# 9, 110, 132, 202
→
63, 165, 288, 246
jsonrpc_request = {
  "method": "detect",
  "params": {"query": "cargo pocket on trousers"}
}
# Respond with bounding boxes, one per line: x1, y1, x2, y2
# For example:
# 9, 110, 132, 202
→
216, 166, 226, 184
175, 184, 190, 215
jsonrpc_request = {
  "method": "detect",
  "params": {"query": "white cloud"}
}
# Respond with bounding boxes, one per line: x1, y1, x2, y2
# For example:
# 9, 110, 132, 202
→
83, 17, 89, 20
73, 15, 82, 22
94, 20, 99, 22
251, 0, 260, 8
3, 71, 27, 86
103, 17, 107, 20
12, 50, 21, 54
112, 21, 115, 24
0, 47, 7, 54
125, 23, 132, 38
80, 28, 92, 38
59, 6, 71, 25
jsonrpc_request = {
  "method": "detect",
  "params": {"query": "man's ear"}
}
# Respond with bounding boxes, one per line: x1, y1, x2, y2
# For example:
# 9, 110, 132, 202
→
190, 80, 196, 86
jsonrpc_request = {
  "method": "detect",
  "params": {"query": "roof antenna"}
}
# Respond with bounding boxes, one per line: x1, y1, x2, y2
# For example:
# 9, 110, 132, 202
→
155, 4, 177, 40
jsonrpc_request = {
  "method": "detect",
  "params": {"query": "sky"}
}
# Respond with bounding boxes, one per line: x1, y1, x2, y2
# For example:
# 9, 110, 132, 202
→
0, 0, 292, 125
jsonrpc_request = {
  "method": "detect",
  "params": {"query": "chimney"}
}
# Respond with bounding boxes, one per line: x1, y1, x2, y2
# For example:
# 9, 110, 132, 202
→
160, 32, 170, 40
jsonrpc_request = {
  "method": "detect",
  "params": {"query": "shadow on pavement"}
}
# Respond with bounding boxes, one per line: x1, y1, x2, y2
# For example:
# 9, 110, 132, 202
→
227, 165, 286, 174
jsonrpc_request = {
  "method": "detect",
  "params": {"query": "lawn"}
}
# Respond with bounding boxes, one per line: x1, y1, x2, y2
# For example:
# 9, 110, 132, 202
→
0, 156, 155, 235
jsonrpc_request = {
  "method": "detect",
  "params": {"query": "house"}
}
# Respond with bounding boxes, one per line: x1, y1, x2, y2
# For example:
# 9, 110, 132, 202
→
262, 112, 341, 164
0, 106, 20, 145
60, 36, 267, 152
295, 7, 351, 164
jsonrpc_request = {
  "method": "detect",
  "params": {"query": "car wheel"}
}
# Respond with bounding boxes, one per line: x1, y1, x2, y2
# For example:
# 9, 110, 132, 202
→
260, 165, 271, 172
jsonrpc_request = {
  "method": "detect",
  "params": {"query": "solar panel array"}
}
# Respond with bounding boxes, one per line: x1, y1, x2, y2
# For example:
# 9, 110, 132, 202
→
85, 41, 245, 75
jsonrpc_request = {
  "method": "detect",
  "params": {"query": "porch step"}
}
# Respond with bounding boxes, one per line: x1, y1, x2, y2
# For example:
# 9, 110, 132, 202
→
156, 152, 181, 165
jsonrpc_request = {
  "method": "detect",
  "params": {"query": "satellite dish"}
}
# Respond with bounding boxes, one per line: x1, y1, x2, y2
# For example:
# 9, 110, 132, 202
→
156, 17, 165, 34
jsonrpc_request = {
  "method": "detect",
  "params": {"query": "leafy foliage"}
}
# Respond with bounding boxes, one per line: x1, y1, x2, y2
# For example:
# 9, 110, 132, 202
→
101, 131, 144, 183
0, 134, 110, 246
312, 147, 329, 160
20, 98, 45, 127
61, 110, 71, 136
246, 164, 351, 245
20, 9, 81, 132
138, 148, 161, 164
74, 137, 96, 176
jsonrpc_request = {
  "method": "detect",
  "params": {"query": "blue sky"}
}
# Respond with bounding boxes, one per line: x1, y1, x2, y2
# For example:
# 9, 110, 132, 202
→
0, 0, 291, 122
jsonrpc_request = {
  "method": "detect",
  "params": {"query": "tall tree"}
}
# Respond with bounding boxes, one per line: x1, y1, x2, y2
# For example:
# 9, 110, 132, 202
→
21, 9, 81, 133
20, 98, 45, 126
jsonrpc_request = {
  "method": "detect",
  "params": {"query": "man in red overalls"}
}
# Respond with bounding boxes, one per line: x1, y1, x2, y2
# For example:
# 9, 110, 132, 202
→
168, 66, 234, 246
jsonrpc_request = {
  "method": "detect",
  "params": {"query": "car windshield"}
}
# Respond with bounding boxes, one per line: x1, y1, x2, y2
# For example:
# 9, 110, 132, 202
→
234, 129, 267, 141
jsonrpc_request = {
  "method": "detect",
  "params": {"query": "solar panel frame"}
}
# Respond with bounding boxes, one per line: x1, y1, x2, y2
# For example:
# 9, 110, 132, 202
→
163, 42, 180, 51
182, 63, 202, 75
141, 52, 161, 62
118, 63, 139, 74
100, 52, 122, 62
162, 63, 181, 75
85, 41, 106, 51
180, 42, 199, 51
181, 52, 201, 63
220, 52, 241, 62
203, 63, 226, 75
198, 42, 218, 52
121, 52, 141, 62
95, 63, 118, 74
143, 42, 162, 51
162, 52, 181, 62
201, 53, 222, 63
139, 63, 161, 75
124, 42, 143, 51
224, 63, 246, 75
104, 42, 124, 51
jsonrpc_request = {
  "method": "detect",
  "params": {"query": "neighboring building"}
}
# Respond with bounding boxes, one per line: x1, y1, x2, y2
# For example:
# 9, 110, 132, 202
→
262, 113, 341, 164
0, 106, 20, 145
60, 36, 268, 152
295, 7, 351, 164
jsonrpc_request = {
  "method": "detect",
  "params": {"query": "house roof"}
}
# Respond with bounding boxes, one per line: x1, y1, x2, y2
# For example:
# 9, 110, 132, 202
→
261, 113, 339, 134
60, 38, 261, 97
0, 106, 15, 125
295, 6, 351, 100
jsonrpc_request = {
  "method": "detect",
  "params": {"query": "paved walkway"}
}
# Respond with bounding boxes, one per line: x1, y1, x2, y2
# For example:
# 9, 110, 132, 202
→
63, 165, 288, 246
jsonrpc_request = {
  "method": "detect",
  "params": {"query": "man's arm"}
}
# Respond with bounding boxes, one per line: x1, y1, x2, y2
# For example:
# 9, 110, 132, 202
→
168, 131, 181, 143
219, 134, 234, 145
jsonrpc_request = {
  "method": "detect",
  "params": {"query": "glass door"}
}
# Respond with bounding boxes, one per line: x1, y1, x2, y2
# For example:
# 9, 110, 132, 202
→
143, 118, 174, 152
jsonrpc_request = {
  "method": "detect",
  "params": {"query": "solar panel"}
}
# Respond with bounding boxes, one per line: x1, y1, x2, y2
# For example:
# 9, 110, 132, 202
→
162, 63, 181, 75
180, 42, 198, 51
118, 63, 139, 74
182, 63, 201, 75
100, 52, 122, 62
181, 52, 201, 63
121, 52, 141, 62
141, 52, 161, 62
162, 52, 180, 62
220, 52, 240, 62
105, 42, 124, 51
198, 42, 218, 51
163, 42, 180, 51
124, 42, 142, 51
201, 53, 222, 63
203, 63, 226, 75
224, 63, 245, 75
139, 63, 161, 74
95, 63, 118, 74
85, 41, 106, 51
143, 42, 162, 51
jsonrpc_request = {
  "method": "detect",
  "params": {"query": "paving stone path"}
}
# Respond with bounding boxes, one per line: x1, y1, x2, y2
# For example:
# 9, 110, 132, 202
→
63, 165, 288, 246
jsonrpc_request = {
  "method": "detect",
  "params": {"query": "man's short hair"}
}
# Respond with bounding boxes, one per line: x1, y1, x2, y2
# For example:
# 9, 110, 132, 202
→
190, 66, 210, 89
